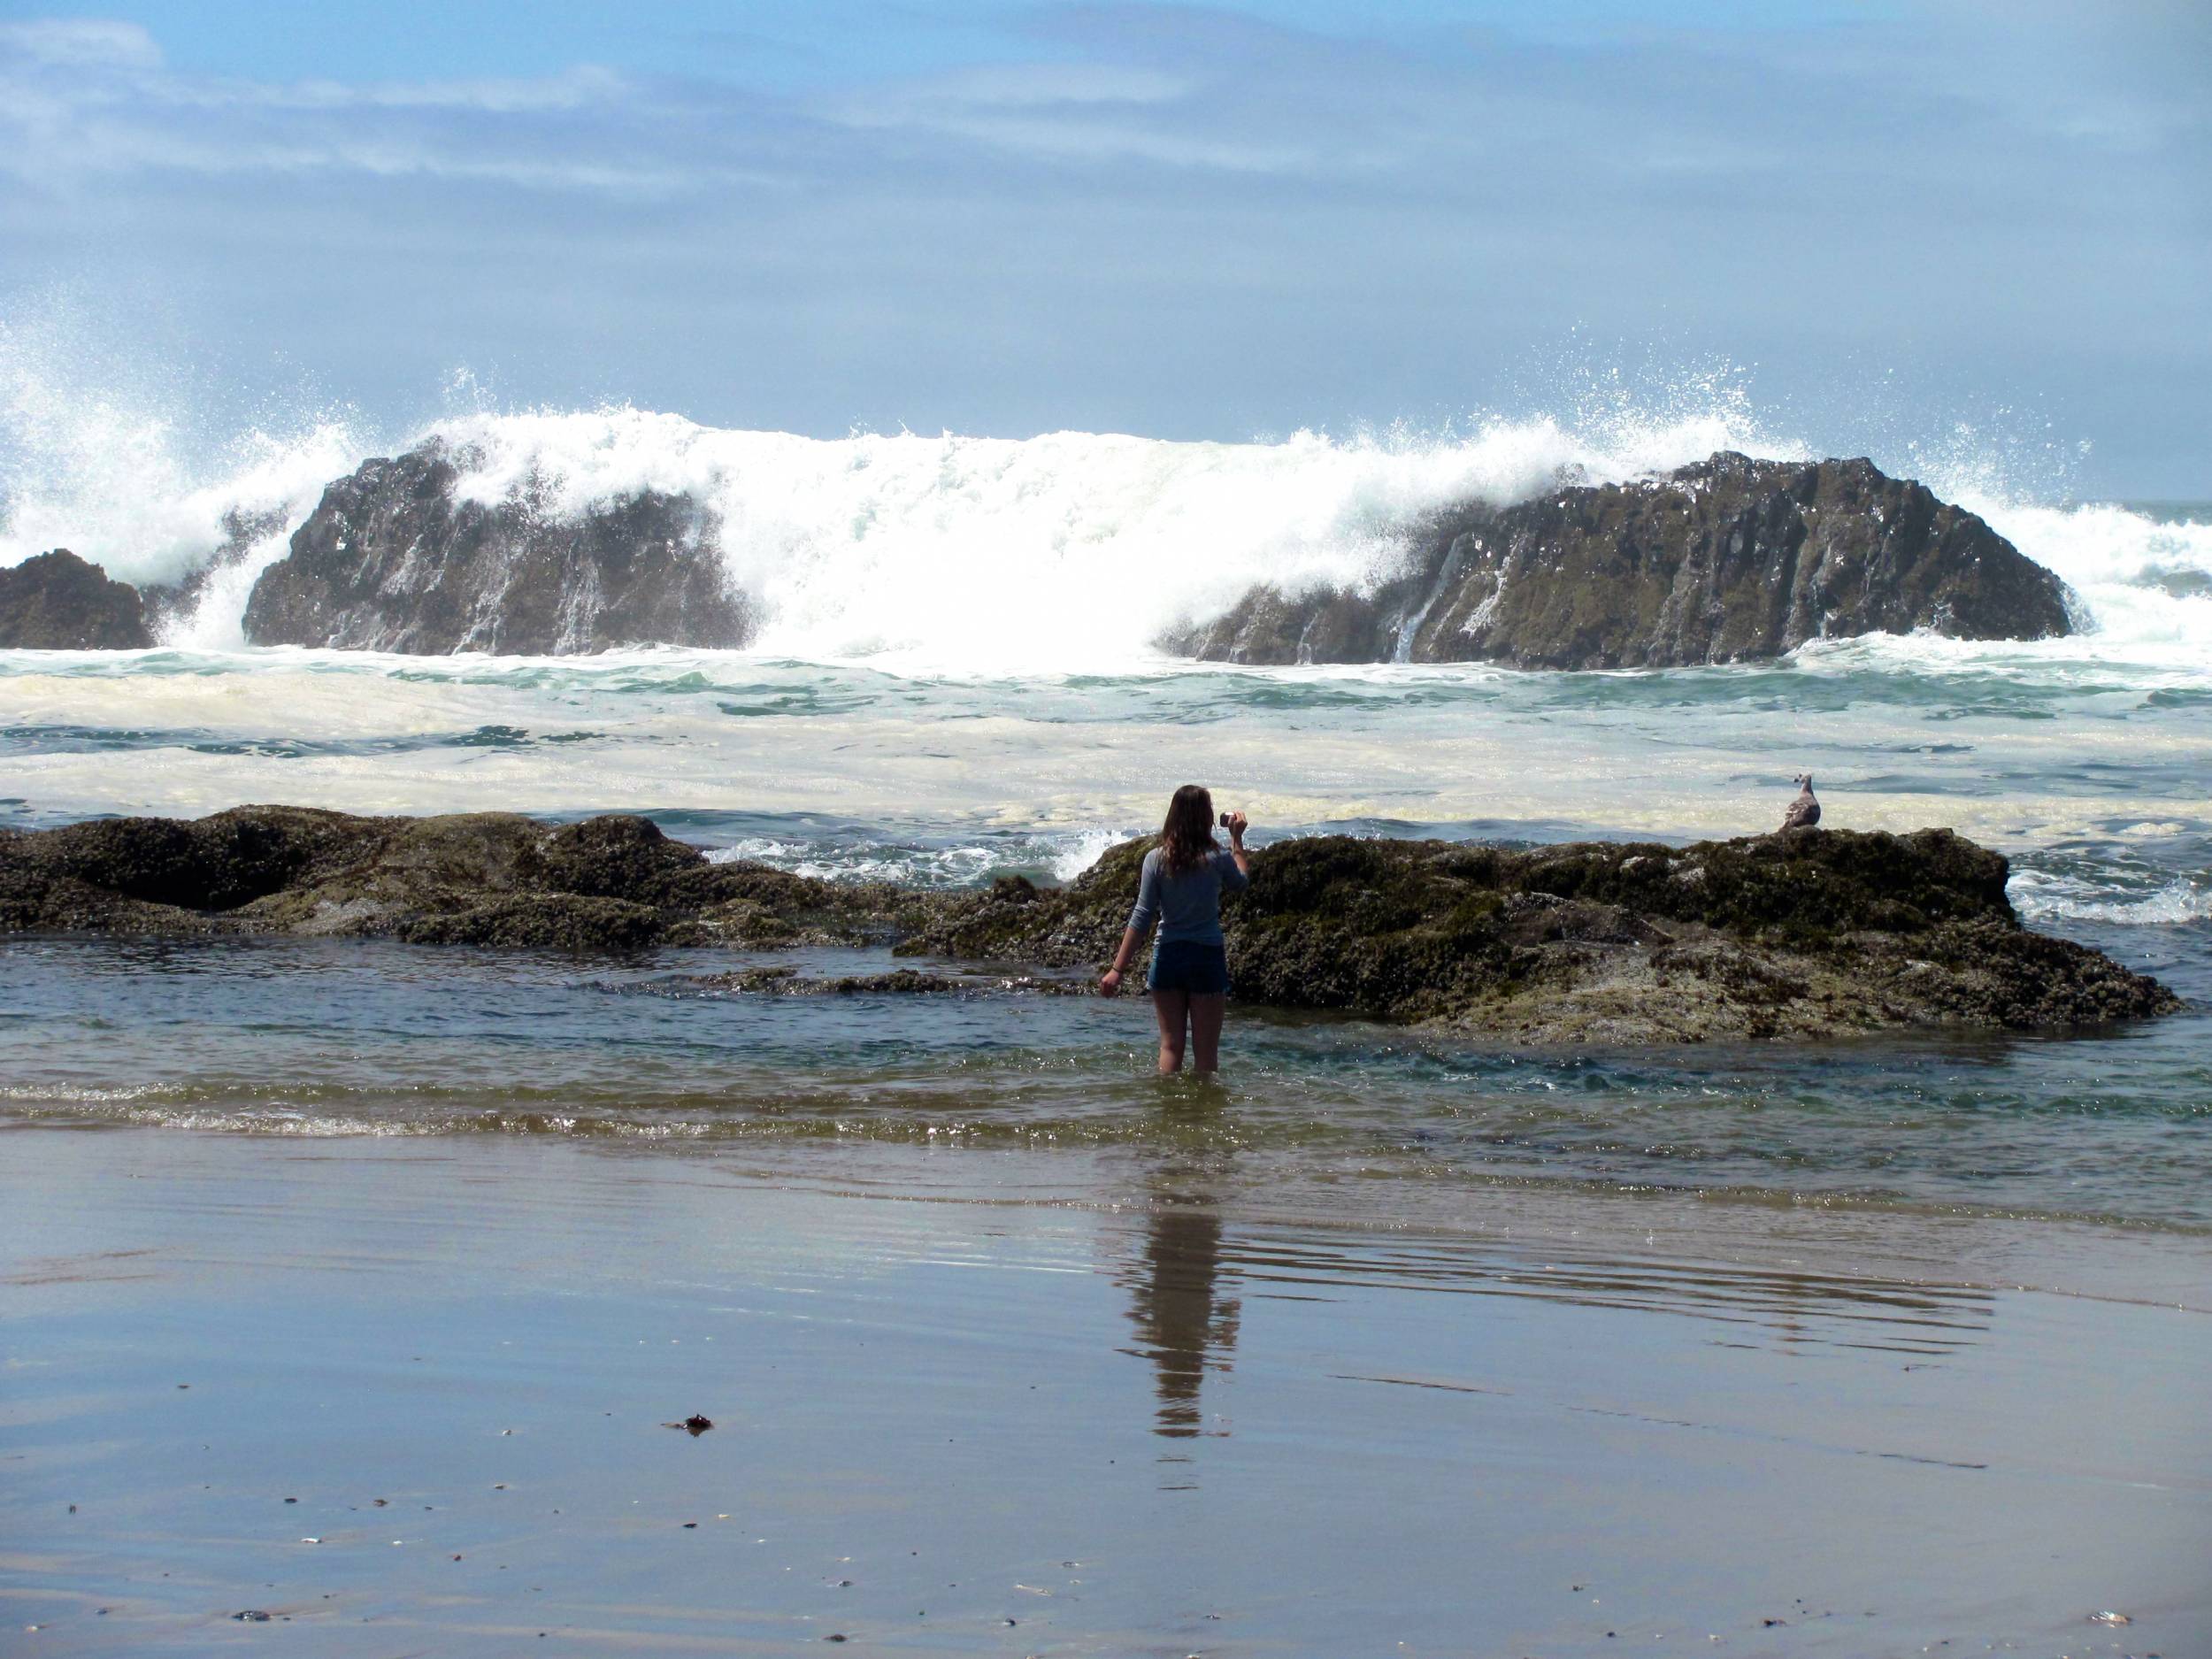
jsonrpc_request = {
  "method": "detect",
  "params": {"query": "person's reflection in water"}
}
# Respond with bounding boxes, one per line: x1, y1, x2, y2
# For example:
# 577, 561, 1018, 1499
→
1122, 1087, 1242, 1441
1124, 1194, 1240, 1438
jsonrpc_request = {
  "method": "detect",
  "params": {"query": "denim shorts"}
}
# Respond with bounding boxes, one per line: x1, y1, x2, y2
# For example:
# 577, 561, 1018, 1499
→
1148, 941, 1230, 996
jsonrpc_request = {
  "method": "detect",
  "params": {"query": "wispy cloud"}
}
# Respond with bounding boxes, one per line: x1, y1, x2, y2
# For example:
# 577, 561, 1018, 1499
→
232, 65, 631, 115
875, 62, 1191, 110
0, 18, 162, 69
820, 58, 1300, 170
0, 22, 685, 196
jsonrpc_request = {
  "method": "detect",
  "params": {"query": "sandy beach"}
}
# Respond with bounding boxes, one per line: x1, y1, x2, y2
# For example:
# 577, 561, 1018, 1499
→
5, 1126, 2207, 1656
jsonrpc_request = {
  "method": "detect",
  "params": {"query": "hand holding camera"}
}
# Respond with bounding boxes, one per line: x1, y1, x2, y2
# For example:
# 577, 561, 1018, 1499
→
1217, 810, 1248, 843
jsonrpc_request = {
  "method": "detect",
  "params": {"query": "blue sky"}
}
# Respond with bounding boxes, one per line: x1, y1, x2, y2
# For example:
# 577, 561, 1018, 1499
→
2, 1, 2206, 493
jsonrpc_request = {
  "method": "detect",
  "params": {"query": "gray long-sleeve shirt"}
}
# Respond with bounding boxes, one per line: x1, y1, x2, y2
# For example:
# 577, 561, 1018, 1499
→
1127, 846, 1248, 948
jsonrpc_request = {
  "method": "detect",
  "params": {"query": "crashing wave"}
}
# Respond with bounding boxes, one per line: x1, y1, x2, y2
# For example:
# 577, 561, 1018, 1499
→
4, 354, 2208, 669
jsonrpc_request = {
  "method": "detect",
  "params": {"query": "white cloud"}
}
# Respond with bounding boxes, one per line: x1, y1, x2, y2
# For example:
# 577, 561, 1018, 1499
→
818, 58, 1341, 172
903, 111, 1314, 173
887, 62, 1190, 109
0, 26, 665, 195
0, 19, 161, 70
243, 65, 632, 115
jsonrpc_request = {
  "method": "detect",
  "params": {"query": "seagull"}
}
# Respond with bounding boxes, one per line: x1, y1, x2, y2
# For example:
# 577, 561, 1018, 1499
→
1780, 773, 1820, 831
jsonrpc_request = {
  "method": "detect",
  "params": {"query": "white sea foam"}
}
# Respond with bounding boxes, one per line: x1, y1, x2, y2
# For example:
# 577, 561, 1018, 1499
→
2009, 870, 2212, 927
703, 825, 1137, 886
1047, 826, 1129, 881
1946, 496, 2212, 670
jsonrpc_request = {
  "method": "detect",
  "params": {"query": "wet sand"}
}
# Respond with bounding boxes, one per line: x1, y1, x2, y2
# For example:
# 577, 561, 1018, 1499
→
4, 1128, 2208, 1656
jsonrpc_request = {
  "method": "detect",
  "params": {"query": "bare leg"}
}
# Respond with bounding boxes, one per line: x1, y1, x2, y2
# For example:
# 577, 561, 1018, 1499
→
1187, 993, 1226, 1074
1151, 987, 1189, 1074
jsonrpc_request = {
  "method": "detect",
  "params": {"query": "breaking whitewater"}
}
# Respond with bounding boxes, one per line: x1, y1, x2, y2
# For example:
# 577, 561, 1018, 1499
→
4, 387, 2210, 667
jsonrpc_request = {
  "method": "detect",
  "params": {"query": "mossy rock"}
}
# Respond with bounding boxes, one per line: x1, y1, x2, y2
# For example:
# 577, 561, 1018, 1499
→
0, 809, 2178, 1036
398, 894, 668, 950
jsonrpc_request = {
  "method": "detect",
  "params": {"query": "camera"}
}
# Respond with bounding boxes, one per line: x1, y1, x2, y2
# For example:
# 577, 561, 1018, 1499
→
1217, 811, 1234, 827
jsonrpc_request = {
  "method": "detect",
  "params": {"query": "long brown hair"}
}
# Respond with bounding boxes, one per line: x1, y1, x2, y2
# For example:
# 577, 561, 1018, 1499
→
1157, 784, 1217, 875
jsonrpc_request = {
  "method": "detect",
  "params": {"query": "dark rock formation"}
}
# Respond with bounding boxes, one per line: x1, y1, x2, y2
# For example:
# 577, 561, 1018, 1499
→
0, 807, 2177, 1042
0, 550, 155, 649
242, 442, 750, 654
1169, 454, 2074, 669
0, 808, 924, 950
894, 829, 2175, 1040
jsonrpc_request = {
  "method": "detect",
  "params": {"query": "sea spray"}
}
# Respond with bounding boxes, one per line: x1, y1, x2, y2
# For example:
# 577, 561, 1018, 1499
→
0, 310, 365, 603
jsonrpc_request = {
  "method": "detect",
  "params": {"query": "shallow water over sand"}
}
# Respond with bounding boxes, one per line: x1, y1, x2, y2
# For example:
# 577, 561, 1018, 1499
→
4, 930, 2208, 1241
4, 1131, 2208, 1655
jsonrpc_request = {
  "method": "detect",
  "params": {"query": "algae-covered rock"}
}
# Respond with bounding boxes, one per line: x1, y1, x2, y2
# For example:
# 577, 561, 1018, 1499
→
0, 806, 908, 952
0, 807, 2177, 1040
3, 806, 395, 916
397, 894, 672, 950
891, 826, 2173, 1039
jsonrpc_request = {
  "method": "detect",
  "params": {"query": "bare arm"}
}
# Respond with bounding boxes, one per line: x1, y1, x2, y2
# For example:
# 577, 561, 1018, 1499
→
1101, 853, 1161, 997
1225, 811, 1250, 879
1100, 925, 1145, 997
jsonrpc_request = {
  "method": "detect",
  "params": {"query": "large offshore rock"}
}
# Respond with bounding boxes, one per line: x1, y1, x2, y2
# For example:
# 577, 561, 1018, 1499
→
1170, 453, 2074, 668
0, 807, 2177, 1041
0, 549, 155, 649
242, 442, 750, 654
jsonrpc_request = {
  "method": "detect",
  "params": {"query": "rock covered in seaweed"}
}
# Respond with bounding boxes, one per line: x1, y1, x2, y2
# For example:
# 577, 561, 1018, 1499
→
1168, 453, 2074, 669
895, 827, 2175, 1039
242, 442, 750, 654
0, 808, 922, 949
0, 808, 2176, 1041
0, 549, 156, 649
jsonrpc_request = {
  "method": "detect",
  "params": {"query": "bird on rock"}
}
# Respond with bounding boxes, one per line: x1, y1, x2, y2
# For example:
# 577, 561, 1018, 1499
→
1780, 773, 1820, 831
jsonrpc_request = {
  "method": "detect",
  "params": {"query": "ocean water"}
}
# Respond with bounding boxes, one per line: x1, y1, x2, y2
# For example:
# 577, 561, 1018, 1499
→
1, 388, 2208, 1245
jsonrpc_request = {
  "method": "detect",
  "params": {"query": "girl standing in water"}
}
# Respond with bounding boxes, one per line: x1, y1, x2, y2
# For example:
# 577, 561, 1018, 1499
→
1100, 784, 1251, 1074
